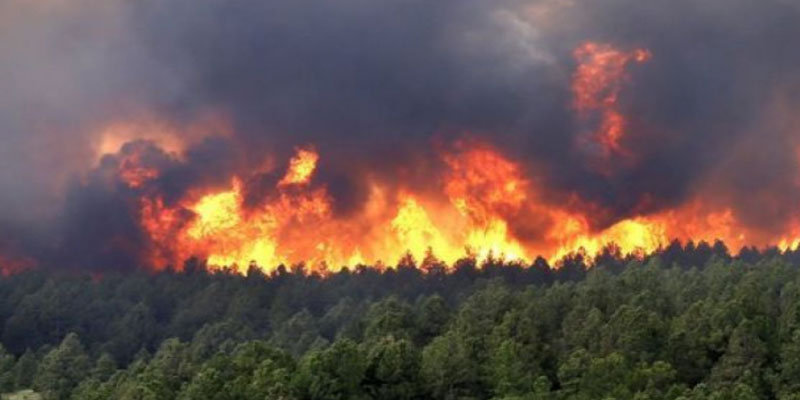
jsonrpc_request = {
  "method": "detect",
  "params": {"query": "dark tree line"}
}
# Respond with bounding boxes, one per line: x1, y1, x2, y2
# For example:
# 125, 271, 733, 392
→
1, 241, 800, 399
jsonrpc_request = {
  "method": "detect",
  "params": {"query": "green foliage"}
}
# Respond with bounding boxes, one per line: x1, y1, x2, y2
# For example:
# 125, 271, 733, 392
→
363, 297, 414, 342
269, 309, 326, 357
177, 342, 296, 400
414, 295, 450, 343
363, 337, 420, 399
0, 346, 17, 394
12, 351, 36, 390
2, 246, 800, 398
294, 339, 367, 400
421, 331, 481, 399
33, 333, 89, 400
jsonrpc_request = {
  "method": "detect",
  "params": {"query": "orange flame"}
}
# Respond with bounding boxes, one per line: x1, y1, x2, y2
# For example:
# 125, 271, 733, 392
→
278, 147, 319, 186
131, 140, 800, 274
572, 42, 651, 157
138, 144, 539, 272
106, 42, 800, 274
118, 151, 160, 189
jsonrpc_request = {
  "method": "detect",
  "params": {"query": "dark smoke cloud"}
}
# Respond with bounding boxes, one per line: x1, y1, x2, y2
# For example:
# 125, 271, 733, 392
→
49, 138, 242, 271
557, 0, 800, 224
1, 0, 799, 269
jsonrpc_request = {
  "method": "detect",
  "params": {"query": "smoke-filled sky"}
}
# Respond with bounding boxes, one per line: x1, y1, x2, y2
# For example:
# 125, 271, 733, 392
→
1, 0, 799, 271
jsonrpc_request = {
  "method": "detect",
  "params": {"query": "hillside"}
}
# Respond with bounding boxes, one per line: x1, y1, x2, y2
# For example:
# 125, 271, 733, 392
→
0, 243, 796, 398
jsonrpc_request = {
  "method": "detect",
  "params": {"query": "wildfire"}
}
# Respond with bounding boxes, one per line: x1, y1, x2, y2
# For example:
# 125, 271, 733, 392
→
546, 205, 744, 262
134, 143, 534, 272
186, 180, 283, 269
279, 147, 319, 186
146, 160, 335, 271
127, 137, 800, 274
118, 149, 161, 189
45, 41, 798, 275
572, 42, 651, 157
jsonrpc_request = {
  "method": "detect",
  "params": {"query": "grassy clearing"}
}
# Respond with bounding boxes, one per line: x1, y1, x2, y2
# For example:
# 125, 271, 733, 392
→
1, 390, 41, 400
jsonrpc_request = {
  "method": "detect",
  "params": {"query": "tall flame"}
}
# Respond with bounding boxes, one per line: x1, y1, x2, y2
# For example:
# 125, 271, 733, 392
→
61, 42, 800, 274
278, 147, 319, 186
572, 42, 651, 157
130, 139, 800, 274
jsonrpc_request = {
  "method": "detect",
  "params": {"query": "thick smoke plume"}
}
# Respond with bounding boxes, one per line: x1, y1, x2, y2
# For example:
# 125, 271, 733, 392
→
1, 0, 799, 271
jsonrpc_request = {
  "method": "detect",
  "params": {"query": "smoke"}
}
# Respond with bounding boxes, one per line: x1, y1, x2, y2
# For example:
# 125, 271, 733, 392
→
1, 0, 799, 270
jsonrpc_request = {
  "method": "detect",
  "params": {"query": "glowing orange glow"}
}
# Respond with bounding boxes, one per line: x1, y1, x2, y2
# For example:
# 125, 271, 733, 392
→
0, 254, 35, 276
777, 219, 800, 252
130, 141, 800, 273
65, 42, 796, 274
118, 151, 160, 189
96, 124, 184, 163
546, 204, 745, 262
103, 115, 800, 275
572, 42, 650, 156
93, 112, 232, 162
390, 196, 453, 259
187, 180, 283, 269
442, 141, 528, 220
279, 147, 319, 186
137, 144, 537, 272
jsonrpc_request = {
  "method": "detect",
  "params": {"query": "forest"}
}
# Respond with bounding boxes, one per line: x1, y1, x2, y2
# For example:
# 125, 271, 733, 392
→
1, 240, 800, 399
